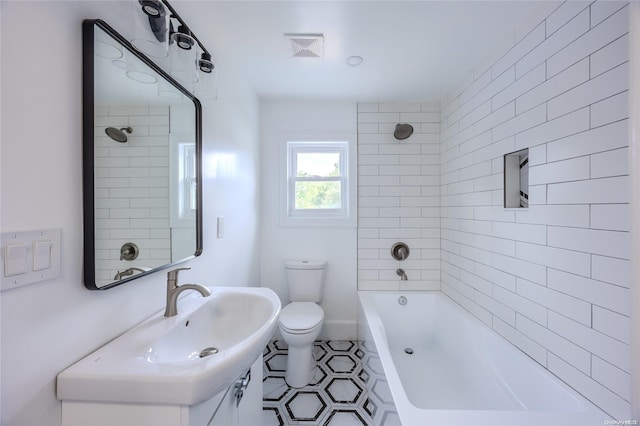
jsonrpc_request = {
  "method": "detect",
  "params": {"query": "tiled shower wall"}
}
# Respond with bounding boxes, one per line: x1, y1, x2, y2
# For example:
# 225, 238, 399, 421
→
440, 1, 630, 419
94, 105, 171, 285
357, 102, 441, 291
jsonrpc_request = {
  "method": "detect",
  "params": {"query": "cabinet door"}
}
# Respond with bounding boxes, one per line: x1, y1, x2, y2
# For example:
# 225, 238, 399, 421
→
190, 355, 263, 426
237, 355, 263, 426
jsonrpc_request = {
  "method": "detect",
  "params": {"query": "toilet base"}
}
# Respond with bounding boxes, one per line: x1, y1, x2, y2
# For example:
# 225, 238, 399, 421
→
285, 344, 315, 388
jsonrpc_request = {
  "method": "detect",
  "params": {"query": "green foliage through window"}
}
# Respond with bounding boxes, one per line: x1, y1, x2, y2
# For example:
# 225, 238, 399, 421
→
295, 156, 341, 209
295, 181, 341, 209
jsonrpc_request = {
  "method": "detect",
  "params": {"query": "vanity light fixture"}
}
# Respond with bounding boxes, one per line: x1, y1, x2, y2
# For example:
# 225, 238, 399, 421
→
172, 25, 195, 50
133, 0, 216, 98
139, 0, 165, 17
198, 52, 214, 73
132, 0, 169, 57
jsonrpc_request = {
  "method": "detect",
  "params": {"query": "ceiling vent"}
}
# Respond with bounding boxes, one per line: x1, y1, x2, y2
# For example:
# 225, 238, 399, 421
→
284, 34, 324, 58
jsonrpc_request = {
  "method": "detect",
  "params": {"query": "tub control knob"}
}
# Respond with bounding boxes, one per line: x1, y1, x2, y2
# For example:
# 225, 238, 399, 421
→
120, 242, 139, 261
391, 242, 410, 261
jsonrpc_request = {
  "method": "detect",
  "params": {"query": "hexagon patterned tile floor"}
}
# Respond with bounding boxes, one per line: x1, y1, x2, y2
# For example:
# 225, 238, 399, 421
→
262, 340, 400, 426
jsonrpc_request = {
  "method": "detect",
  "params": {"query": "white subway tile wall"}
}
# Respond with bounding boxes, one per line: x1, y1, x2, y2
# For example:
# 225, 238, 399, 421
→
357, 0, 630, 420
439, 1, 630, 420
94, 106, 171, 285
357, 102, 441, 292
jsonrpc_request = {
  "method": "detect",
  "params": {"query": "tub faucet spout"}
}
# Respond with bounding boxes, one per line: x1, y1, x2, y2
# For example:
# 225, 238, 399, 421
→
396, 268, 408, 281
114, 267, 148, 280
164, 267, 212, 317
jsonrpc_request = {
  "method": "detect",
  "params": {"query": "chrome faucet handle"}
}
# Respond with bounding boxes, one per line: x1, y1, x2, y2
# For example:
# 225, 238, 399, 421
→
167, 267, 191, 285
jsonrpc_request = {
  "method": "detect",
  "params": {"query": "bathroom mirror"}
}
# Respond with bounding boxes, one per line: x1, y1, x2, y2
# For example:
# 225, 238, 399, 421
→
83, 19, 202, 290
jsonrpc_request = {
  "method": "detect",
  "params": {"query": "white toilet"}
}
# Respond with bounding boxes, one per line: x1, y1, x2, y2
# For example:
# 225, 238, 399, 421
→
278, 260, 326, 388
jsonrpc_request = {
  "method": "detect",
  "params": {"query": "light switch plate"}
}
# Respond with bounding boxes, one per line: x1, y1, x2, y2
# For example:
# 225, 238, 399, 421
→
1, 228, 61, 291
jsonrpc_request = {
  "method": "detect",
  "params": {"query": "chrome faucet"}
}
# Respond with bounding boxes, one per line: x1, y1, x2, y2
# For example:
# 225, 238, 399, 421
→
164, 267, 212, 317
396, 268, 408, 281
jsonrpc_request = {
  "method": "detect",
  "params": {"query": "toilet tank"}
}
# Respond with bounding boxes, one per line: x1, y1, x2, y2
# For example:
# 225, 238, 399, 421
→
285, 260, 326, 302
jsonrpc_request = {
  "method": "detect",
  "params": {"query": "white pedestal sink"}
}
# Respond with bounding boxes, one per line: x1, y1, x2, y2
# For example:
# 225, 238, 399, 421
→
57, 286, 280, 406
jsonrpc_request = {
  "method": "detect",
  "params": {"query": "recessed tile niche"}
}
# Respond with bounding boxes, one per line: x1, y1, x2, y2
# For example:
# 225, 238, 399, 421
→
504, 148, 529, 209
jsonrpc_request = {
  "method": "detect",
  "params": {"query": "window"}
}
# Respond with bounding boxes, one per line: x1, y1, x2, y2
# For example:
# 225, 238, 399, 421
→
283, 140, 355, 226
170, 138, 197, 227
182, 144, 198, 214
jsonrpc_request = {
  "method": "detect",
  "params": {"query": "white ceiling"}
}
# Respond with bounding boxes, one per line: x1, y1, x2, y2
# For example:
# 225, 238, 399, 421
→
175, 1, 562, 102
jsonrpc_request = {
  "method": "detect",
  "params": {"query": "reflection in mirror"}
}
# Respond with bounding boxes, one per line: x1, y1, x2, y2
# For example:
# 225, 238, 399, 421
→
83, 20, 202, 289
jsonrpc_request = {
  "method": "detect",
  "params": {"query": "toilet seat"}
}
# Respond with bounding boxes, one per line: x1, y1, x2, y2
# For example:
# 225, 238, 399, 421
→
279, 302, 324, 334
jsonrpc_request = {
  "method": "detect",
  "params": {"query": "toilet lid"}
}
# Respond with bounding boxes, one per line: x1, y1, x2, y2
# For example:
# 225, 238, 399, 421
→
279, 302, 324, 331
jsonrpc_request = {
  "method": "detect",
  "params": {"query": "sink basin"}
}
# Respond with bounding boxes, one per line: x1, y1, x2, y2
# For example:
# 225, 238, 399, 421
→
57, 286, 280, 405
145, 291, 277, 364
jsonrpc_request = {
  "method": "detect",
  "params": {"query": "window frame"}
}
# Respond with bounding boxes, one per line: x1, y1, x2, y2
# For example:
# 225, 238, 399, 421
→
170, 136, 197, 227
280, 136, 356, 227
288, 142, 347, 217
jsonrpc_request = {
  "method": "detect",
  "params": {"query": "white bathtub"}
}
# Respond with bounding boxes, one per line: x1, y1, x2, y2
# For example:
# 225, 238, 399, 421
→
358, 291, 609, 426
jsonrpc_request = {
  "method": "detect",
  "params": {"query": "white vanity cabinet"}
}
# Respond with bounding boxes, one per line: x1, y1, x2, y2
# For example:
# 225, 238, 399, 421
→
61, 356, 263, 426
57, 287, 280, 425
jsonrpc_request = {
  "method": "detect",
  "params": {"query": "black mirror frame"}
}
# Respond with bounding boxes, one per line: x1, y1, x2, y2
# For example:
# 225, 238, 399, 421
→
82, 19, 203, 290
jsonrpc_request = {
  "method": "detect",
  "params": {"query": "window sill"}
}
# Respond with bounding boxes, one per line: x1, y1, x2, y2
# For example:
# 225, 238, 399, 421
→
280, 215, 357, 228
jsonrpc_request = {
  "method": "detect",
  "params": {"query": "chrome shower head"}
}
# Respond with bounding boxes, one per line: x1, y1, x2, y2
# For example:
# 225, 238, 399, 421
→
393, 123, 414, 140
105, 127, 133, 143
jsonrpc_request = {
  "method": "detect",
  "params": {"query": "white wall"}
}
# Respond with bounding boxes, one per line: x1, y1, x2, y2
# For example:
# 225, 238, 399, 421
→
630, 2, 640, 420
356, 102, 441, 291
0, 2, 260, 425
259, 100, 358, 340
440, 1, 630, 419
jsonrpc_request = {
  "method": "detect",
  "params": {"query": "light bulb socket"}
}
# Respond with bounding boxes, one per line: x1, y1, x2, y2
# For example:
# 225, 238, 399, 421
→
198, 52, 214, 73
172, 25, 195, 50
139, 0, 165, 17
